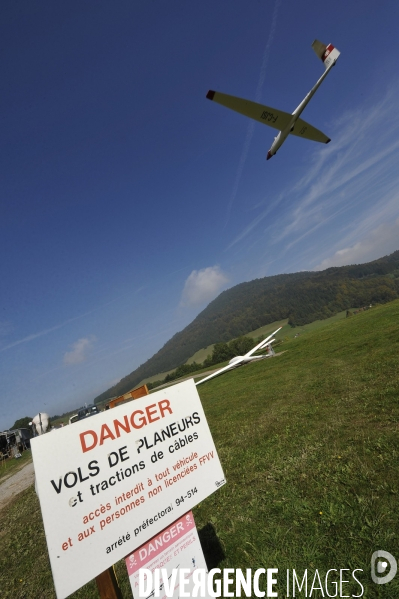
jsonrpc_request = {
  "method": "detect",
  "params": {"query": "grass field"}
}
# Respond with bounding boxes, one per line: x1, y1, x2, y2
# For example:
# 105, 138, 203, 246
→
1, 301, 398, 597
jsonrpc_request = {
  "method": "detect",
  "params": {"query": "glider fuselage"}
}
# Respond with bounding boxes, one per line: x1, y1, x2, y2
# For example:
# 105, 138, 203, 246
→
228, 354, 267, 366
267, 58, 337, 159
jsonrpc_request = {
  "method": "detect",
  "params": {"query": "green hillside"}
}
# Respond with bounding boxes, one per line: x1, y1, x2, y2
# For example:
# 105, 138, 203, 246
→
2, 300, 398, 597
94, 251, 399, 403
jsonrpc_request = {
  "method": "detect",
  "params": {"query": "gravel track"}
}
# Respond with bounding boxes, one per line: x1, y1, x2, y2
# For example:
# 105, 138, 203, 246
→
0, 460, 35, 511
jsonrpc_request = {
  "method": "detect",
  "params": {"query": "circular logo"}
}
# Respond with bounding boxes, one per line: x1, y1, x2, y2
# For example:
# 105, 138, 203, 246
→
371, 550, 397, 584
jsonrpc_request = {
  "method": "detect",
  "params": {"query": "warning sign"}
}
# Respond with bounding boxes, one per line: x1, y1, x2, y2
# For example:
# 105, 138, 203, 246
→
31, 379, 225, 599
126, 511, 210, 598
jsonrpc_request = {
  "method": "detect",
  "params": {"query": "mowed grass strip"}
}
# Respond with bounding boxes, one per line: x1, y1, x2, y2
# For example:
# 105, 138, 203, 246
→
1, 301, 398, 598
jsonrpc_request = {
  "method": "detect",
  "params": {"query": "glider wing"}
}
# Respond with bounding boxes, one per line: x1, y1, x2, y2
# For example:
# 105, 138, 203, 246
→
195, 363, 235, 386
290, 118, 331, 144
206, 91, 292, 132
244, 327, 282, 359
258, 338, 276, 351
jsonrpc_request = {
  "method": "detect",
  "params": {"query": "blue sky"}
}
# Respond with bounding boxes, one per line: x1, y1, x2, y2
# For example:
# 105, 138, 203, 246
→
1, 0, 398, 429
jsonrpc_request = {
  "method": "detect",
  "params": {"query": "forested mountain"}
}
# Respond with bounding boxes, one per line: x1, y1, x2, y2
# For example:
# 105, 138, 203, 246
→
94, 250, 399, 403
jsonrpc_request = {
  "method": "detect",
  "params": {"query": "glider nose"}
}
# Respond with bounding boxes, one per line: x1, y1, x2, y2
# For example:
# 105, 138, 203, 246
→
266, 151, 272, 160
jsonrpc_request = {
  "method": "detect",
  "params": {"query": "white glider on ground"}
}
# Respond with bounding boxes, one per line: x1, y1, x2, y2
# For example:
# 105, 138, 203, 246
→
195, 326, 282, 386
206, 40, 340, 160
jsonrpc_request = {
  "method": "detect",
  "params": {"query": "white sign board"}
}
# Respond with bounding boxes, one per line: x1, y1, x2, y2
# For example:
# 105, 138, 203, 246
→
31, 379, 225, 599
126, 511, 210, 599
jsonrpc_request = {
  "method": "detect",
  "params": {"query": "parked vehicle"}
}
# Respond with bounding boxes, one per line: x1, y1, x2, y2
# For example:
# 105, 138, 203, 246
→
77, 404, 99, 421
0, 427, 33, 457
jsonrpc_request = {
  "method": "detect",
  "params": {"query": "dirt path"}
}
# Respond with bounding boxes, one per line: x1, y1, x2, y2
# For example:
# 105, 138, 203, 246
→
0, 460, 35, 511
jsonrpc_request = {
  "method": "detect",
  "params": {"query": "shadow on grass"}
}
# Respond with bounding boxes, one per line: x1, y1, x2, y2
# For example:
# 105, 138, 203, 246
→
198, 522, 225, 570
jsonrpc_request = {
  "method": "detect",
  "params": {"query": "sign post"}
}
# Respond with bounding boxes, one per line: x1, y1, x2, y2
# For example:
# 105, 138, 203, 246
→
96, 567, 123, 599
32, 379, 225, 599
95, 385, 152, 599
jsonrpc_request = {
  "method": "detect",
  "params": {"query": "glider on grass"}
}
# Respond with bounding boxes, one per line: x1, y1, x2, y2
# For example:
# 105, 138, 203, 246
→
195, 326, 282, 386
206, 40, 340, 160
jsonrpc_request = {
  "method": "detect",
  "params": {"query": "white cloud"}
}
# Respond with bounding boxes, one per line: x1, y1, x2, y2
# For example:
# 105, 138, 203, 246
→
273, 94, 399, 248
0, 292, 140, 354
63, 336, 96, 365
0, 308, 100, 353
314, 218, 399, 270
180, 266, 229, 308
225, 78, 399, 277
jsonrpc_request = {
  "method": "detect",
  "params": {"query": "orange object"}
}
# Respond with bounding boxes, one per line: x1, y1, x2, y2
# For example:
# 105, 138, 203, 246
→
106, 384, 149, 410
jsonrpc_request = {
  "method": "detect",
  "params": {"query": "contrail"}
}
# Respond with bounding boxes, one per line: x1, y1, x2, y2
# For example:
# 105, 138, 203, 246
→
224, 0, 281, 229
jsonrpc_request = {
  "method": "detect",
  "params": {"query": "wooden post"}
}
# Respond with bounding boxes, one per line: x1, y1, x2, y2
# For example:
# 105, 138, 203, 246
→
95, 566, 123, 599
95, 384, 150, 598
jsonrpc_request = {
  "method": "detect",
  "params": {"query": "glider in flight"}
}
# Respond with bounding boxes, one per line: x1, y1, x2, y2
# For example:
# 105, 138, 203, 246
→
206, 40, 340, 160
195, 326, 282, 386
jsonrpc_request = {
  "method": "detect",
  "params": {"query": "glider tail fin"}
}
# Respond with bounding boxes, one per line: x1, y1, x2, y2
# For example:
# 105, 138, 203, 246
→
312, 40, 340, 69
